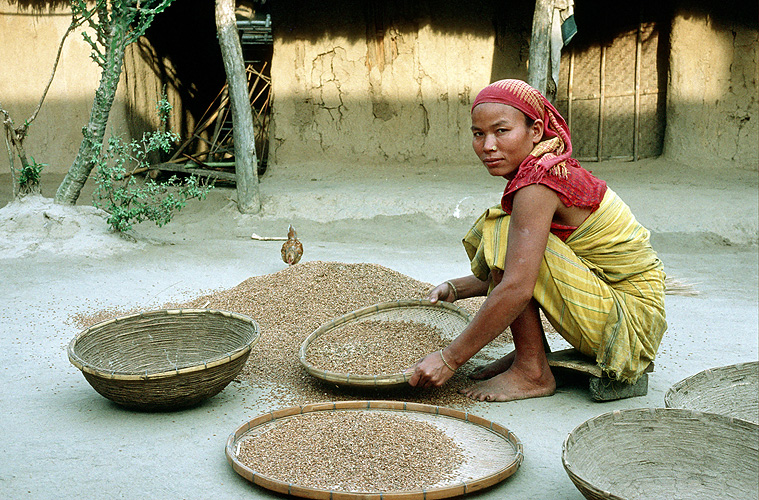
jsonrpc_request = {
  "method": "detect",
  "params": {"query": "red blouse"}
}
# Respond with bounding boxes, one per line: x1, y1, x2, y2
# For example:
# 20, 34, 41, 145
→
500, 159, 607, 241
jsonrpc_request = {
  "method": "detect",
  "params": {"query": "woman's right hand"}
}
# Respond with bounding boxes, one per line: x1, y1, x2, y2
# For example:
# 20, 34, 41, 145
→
428, 281, 455, 303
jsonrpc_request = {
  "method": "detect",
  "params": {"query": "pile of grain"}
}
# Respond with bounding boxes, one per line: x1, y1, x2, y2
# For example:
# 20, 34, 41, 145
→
306, 319, 448, 374
236, 410, 465, 492
72, 261, 514, 409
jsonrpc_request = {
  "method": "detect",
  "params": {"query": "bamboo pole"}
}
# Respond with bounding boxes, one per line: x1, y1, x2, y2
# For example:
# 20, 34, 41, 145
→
568, 48, 575, 129
598, 45, 606, 161
633, 23, 643, 161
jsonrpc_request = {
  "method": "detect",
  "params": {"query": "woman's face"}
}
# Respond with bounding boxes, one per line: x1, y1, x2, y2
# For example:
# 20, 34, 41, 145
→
471, 102, 543, 179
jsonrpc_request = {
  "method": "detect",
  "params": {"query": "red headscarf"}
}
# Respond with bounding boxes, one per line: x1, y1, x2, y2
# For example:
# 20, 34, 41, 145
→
472, 79, 574, 177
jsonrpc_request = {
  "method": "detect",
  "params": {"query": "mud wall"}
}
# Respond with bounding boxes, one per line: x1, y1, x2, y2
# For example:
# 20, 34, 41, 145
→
267, 1, 531, 167
665, 4, 758, 166
0, 2, 131, 177
2, 1, 755, 180
0, 1, 204, 178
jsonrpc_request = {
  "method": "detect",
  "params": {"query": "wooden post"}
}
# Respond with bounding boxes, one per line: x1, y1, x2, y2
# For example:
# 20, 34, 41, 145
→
215, 0, 261, 214
528, 0, 555, 97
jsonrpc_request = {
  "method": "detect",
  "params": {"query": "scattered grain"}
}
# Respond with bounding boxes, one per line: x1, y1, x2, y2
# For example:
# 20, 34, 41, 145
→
71, 261, 562, 411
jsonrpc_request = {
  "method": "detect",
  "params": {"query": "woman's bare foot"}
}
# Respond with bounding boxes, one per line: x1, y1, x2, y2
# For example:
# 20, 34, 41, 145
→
460, 363, 556, 402
468, 350, 515, 380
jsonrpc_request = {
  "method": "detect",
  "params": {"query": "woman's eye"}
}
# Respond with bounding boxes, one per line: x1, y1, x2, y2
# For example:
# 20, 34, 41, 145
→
497, 128, 509, 134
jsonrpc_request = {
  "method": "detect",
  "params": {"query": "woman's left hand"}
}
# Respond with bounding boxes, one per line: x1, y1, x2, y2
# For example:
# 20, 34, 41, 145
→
407, 350, 456, 388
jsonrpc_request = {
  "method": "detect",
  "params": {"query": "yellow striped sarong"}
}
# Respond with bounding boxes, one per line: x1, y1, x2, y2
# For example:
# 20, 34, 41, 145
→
462, 188, 667, 383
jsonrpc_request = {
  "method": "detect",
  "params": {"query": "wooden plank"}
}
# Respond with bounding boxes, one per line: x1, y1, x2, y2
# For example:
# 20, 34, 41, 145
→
547, 348, 603, 377
547, 348, 654, 377
149, 162, 237, 182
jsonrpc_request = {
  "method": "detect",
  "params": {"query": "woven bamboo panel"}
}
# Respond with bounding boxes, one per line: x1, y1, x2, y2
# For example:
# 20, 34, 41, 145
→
569, 99, 600, 159
570, 45, 602, 100
557, 21, 665, 161
603, 29, 637, 95
563, 408, 759, 500
639, 23, 661, 86
602, 95, 635, 158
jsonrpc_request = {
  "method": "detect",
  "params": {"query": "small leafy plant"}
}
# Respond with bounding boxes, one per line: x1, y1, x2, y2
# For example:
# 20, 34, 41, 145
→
92, 94, 212, 233
17, 157, 45, 195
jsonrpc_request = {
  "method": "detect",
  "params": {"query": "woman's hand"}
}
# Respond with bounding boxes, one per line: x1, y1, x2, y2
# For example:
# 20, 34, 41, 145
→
428, 282, 456, 303
407, 349, 457, 388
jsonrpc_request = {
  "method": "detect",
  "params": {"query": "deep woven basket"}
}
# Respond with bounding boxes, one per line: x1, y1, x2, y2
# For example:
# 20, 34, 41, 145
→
562, 408, 759, 500
299, 300, 472, 387
68, 309, 260, 411
664, 361, 758, 424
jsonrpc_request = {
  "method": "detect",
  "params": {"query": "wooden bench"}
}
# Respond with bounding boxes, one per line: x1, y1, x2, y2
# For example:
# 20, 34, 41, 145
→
546, 348, 654, 402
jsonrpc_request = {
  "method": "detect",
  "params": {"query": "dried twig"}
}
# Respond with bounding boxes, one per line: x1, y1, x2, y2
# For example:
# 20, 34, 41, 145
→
251, 233, 287, 241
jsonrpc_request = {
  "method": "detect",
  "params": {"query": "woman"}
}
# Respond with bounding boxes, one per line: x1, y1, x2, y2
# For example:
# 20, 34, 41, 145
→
407, 79, 667, 402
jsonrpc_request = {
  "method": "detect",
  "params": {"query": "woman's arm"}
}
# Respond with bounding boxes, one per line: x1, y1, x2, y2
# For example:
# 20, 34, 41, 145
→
428, 274, 490, 303
408, 184, 560, 388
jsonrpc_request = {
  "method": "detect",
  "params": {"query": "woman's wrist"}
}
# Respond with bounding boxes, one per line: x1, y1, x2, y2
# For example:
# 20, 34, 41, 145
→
444, 280, 459, 301
439, 348, 457, 372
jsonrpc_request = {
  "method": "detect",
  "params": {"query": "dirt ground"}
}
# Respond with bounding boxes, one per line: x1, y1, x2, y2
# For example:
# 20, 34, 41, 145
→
1, 157, 757, 499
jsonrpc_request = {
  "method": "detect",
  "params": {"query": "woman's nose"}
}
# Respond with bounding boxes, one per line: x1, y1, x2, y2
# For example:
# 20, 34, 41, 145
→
483, 134, 497, 151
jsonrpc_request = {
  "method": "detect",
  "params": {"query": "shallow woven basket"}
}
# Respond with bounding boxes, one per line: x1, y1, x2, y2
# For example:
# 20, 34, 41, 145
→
226, 400, 523, 499
664, 361, 759, 424
299, 300, 472, 387
562, 408, 759, 500
68, 309, 260, 411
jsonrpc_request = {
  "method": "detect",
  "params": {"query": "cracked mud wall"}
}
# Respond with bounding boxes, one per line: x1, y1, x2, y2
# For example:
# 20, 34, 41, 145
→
665, 7, 758, 166
268, 2, 510, 168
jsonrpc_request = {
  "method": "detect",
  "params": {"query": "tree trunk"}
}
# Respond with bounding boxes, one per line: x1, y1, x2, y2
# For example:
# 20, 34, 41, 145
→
215, 0, 261, 214
54, 22, 128, 205
528, 0, 555, 98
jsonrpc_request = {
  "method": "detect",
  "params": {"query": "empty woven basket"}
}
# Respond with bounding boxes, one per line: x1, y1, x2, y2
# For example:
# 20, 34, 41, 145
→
68, 309, 260, 411
562, 408, 759, 500
664, 361, 758, 424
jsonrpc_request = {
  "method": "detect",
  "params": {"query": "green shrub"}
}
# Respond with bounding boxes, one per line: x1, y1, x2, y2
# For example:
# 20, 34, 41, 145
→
92, 95, 213, 233
17, 157, 45, 195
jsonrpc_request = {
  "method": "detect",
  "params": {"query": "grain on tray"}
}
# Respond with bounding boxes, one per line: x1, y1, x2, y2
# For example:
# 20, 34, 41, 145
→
306, 319, 448, 374
236, 410, 466, 492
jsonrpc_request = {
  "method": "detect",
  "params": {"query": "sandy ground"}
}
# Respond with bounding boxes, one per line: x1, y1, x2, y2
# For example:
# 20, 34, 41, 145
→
0, 157, 757, 500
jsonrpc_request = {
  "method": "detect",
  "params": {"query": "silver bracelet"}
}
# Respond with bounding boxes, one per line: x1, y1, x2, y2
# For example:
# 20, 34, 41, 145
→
439, 349, 456, 372
444, 280, 459, 301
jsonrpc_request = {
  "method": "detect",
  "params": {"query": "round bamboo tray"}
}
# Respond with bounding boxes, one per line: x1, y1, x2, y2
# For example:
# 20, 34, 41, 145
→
226, 400, 523, 499
68, 308, 260, 411
299, 300, 472, 388
664, 361, 758, 424
562, 407, 759, 500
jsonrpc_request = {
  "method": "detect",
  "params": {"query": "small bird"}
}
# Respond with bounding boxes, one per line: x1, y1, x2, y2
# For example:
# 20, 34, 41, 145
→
281, 225, 303, 266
